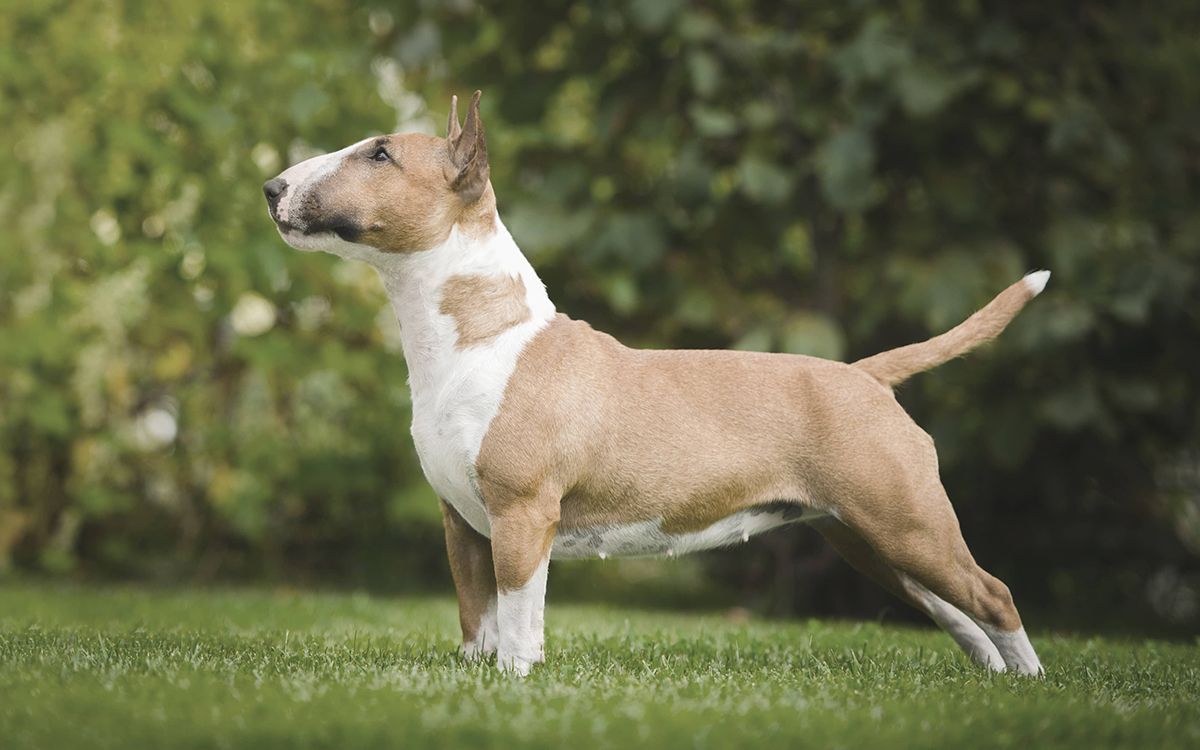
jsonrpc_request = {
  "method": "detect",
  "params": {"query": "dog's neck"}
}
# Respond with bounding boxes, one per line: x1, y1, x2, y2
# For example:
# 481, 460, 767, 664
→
368, 215, 556, 395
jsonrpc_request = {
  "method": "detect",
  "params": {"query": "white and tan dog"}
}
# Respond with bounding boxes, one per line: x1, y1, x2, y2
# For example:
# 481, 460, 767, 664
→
264, 91, 1048, 677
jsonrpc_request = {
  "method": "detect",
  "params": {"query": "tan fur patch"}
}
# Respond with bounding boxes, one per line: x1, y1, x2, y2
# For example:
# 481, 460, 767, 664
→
490, 504, 558, 593
439, 273, 532, 350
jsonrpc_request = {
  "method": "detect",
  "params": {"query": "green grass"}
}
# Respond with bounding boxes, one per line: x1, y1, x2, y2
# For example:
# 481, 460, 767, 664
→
1, 583, 1197, 749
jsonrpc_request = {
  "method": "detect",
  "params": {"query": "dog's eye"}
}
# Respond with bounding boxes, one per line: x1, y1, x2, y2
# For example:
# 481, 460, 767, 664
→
370, 146, 390, 163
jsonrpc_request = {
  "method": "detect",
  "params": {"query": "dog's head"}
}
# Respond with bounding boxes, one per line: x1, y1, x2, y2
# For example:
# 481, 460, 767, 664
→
264, 91, 492, 257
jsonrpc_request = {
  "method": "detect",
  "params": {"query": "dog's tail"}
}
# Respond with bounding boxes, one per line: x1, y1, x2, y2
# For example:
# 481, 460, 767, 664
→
852, 270, 1050, 388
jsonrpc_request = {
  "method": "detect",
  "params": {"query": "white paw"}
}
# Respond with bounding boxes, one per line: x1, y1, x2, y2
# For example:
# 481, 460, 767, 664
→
462, 639, 496, 661
462, 620, 498, 661
978, 649, 1006, 673
496, 651, 535, 677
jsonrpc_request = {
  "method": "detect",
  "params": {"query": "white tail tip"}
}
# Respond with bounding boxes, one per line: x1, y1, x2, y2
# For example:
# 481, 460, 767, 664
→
1023, 270, 1051, 296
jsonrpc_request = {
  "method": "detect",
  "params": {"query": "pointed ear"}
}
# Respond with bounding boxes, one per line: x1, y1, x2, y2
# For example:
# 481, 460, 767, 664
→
446, 94, 462, 140
445, 90, 489, 204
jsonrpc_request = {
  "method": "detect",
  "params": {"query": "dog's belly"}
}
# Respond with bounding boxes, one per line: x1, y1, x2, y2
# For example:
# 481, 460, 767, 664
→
550, 504, 823, 560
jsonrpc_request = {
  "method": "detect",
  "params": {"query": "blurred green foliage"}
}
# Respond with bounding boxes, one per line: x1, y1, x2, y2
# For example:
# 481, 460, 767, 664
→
1, 1, 1198, 629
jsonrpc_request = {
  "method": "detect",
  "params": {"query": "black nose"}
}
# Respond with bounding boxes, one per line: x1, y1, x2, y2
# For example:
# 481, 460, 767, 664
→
263, 178, 287, 207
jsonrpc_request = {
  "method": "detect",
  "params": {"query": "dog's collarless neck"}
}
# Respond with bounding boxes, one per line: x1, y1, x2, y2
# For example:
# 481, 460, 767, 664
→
374, 217, 556, 397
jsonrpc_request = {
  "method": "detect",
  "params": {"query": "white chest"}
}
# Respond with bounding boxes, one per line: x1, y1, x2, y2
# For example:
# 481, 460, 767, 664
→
375, 222, 556, 539
409, 372, 497, 537
408, 318, 551, 538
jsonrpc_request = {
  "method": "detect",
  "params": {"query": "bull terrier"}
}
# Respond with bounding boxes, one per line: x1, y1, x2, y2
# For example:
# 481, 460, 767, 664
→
263, 91, 1048, 677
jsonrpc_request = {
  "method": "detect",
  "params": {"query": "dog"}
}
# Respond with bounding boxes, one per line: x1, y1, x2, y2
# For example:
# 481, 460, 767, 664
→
264, 91, 1048, 677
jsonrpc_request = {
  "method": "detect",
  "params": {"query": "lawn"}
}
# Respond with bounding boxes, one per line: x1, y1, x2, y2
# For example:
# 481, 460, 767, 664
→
0, 582, 1197, 749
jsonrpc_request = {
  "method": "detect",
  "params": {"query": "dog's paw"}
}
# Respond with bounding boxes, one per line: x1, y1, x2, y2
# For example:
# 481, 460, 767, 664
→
462, 626, 498, 661
462, 640, 496, 661
496, 650, 535, 677
462, 613, 500, 661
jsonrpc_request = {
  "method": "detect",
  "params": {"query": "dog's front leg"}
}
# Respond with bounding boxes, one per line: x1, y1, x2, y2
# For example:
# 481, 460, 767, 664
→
488, 500, 558, 676
440, 500, 499, 659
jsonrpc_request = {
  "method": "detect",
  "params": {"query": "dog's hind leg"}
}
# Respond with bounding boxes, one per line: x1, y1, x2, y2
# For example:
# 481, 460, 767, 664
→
812, 518, 1004, 671
839, 483, 1043, 676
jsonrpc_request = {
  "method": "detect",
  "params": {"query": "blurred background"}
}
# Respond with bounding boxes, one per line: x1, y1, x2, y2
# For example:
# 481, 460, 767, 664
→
1, 0, 1197, 636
